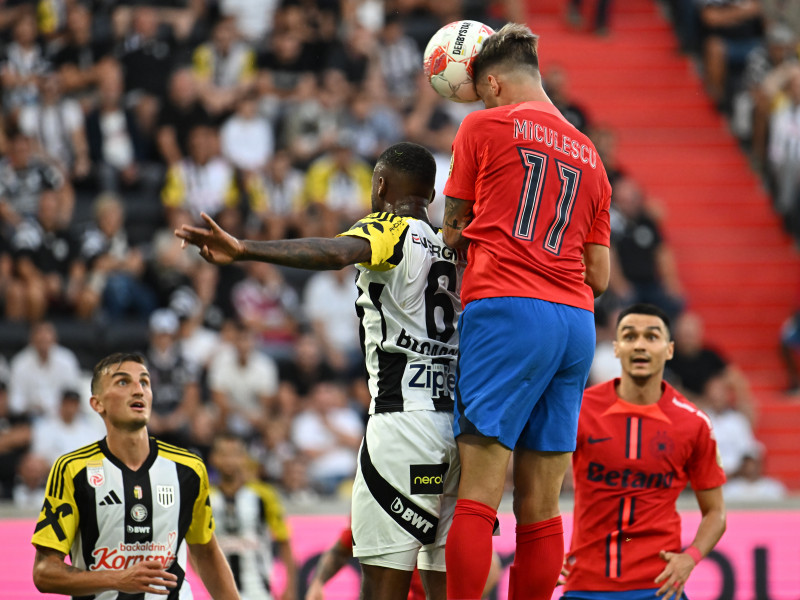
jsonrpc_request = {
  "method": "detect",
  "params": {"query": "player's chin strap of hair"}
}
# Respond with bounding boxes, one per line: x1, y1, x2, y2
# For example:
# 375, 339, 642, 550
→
684, 545, 703, 565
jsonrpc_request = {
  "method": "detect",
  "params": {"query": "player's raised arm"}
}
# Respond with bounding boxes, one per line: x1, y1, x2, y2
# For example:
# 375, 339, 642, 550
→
33, 546, 178, 596
176, 212, 372, 270
442, 196, 473, 249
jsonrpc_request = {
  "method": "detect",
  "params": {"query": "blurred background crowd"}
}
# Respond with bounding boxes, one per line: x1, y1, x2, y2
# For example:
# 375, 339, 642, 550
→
0, 0, 791, 509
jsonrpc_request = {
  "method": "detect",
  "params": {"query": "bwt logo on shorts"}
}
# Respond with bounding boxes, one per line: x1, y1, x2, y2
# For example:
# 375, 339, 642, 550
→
410, 464, 449, 495
390, 497, 435, 533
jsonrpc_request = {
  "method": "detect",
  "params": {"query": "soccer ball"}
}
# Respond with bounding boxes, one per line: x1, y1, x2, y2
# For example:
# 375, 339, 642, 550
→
423, 20, 495, 103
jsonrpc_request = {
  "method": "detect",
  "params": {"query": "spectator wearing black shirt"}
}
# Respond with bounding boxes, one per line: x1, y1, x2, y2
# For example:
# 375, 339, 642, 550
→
667, 311, 755, 423
544, 64, 591, 132
156, 68, 212, 165
0, 129, 72, 228
5, 189, 84, 320
48, 3, 113, 97
609, 177, 684, 320
697, 0, 765, 108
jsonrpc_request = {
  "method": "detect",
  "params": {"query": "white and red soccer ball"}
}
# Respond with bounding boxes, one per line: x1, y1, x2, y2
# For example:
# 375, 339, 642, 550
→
423, 20, 495, 103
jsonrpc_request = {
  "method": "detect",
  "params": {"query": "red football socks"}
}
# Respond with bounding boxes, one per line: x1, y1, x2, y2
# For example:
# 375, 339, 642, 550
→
509, 516, 564, 600
445, 499, 497, 599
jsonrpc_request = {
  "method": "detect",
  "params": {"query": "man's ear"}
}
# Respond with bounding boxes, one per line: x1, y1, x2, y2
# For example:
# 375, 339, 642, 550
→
89, 395, 103, 417
488, 74, 501, 97
377, 176, 387, 199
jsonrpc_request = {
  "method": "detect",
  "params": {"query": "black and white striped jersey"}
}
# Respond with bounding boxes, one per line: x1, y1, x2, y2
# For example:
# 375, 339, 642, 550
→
338, 212, 462, 414
210, 481, 290, 600
32, 437, 214, 600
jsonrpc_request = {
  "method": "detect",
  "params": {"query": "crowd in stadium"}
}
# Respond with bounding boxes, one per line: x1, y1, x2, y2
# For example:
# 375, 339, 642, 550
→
0, 0, 791, 508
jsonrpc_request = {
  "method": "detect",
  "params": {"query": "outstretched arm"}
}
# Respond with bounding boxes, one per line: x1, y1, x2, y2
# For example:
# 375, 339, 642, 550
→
442, 196, 473, 249
655, 487, 726, 600
176, 212, 371, 270
305, 537, 353, 600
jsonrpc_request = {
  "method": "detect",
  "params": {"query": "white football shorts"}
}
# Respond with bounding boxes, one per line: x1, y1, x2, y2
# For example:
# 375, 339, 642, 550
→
351, 410, 460, 571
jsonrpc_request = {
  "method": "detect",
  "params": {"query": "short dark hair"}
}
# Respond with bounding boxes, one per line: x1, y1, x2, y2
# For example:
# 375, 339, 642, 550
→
211, 432, 246, 452
616, 304, 672, 339
376, 142, 436, 187
91, 352, 146, 394
472, 23, 540, 84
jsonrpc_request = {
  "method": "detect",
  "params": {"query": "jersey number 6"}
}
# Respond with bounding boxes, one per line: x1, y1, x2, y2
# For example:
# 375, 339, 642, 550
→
513, 147, 582, 255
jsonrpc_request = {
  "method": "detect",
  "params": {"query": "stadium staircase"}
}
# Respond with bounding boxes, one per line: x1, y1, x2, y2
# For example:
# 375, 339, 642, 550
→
524, 0, 800, 488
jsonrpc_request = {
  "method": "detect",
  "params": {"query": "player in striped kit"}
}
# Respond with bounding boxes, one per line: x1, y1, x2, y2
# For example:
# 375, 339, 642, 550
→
562, 304, 727, 600
31, 352, 239, 600
176, 142, 460, 600
209, 433, 297, 600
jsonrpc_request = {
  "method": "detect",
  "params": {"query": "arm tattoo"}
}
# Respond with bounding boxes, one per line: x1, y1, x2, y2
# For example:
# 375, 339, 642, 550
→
239, 237, 370, 270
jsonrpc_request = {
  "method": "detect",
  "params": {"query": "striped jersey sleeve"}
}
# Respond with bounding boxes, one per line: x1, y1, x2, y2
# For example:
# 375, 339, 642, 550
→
249, 481, 290, 542
337, 212, 409, 271
32, 442, 103, 554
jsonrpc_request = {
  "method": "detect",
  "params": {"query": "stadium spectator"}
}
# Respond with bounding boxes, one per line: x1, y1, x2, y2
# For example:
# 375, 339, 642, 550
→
171, 276, 223, 370
279, 333, 338, 399
31, 389, 99, 465
8, 321, 81, 420
0, 13, 48, 113
48, 3, 113, 97
85, 63, 154, 192
723, 448, 788, 501
18, 73, 90, 181
231, 261, 299, 355
12, 451, 48, 507
219, 0, 281, 42
220, 93, 275, 172
667, 311, 755, 421
257, 150, 305, 240
567, 0, 613, 35
695, 375, 760, 476
779, 308, 800, 393
0, 380, 32, 499
192, 17, 256, 116
161, 123, 251, 223
155, 68, 212, 166
609, 177, 685, 320
75, 193, 155, 319
289, 380, 363, 495
731, 23, 798, 167
0, 128, 71, 228
696, 0, 764, 109
767, 65, 800, 236
146, 308, 203, 449
302, 134, 373, 236
591, 124, 627, 187
543, 63, 591, 132
6, 189, 83, 321
208, 320, 280, 440
302, 265, 361, 374
377, 13, 423, 110
116, 5, 177, 130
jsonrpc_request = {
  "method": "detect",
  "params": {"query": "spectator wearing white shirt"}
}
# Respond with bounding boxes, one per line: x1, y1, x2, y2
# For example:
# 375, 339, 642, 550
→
768, 66, 800, 233
208, 321, 279, 439
302, 265, 361, 374
31, 390, 100, 465
289, 380, 364, 495
221, 94, 274, 172
9, 321, 82, 420
723, 450, 788, 502
12, 451, 49, 508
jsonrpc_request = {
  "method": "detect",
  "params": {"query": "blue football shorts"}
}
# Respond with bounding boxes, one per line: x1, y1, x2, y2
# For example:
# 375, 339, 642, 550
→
563, 589, 690, 600
453, 296, 595, 451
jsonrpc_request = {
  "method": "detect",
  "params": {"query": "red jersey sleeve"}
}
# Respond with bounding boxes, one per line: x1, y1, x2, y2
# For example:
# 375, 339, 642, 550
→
585, 178, 612, 247
687, 413, 727, 490
338, 526, 353, 550
443, 112, 481, 202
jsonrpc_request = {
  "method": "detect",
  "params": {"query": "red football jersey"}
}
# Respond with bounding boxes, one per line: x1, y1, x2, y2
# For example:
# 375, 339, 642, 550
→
444, 101, 611, 310
565, 380, 726, 591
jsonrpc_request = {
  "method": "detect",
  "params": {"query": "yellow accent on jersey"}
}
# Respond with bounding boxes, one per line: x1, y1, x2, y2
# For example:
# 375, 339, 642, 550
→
192, 45, 213, 81
338, 212, 409, 271
161, 165, 187, 208
32, 442, 104, 554
155, 441, 215, 545
246, 481, 290, 542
